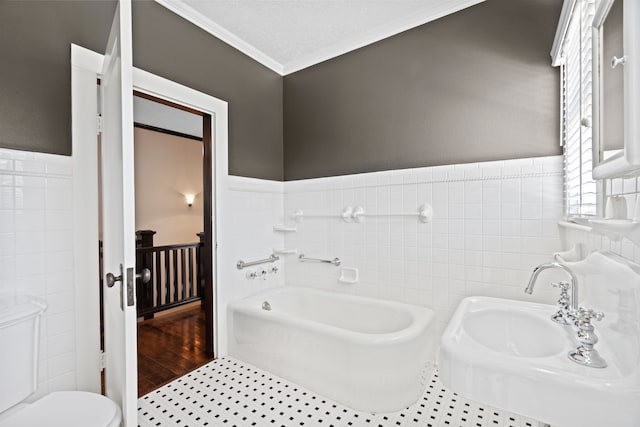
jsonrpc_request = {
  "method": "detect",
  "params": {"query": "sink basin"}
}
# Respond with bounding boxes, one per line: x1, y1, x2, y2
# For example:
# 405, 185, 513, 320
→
463, 308, 565, 358
439, 295, 640, 427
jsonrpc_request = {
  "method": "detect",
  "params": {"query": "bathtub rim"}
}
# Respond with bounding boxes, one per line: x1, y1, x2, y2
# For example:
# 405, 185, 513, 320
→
228, 285, 435, 345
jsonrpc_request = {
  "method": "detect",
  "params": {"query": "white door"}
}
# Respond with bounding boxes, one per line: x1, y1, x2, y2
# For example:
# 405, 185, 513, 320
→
100, 0, 138, 425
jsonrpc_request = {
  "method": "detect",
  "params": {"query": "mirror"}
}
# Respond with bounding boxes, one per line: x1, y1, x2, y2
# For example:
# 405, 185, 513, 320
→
601, 0, 624, 153
592, 0, 640, 179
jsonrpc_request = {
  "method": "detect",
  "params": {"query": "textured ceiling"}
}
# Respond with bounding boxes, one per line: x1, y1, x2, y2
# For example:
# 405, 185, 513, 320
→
156, 0, 485, 74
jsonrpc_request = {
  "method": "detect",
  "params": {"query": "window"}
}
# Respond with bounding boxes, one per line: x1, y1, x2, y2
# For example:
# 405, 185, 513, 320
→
560, 0, 597, 216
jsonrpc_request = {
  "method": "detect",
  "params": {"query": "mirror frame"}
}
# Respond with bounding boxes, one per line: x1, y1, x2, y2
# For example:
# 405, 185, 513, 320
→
592, 0, 640, 179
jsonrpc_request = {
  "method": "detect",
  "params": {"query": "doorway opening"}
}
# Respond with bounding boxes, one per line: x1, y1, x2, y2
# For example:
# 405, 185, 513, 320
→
98, 90, 215, 397
133, 91, 215, 396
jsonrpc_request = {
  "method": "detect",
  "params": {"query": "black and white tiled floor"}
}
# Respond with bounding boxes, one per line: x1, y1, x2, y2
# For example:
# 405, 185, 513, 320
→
138, 357, 540, 427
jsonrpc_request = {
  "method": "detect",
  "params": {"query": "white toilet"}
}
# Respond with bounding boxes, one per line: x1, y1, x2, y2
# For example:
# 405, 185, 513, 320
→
0, 295, 121, 427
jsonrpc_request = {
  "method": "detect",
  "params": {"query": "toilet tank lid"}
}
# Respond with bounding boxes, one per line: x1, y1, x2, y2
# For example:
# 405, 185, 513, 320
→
0, 295, 46, 329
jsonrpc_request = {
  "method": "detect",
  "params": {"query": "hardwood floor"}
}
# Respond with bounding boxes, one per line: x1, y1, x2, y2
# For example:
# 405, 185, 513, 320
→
137, 305, 212, 397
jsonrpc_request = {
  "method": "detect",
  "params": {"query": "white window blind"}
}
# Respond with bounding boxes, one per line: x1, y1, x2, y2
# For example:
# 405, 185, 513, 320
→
562, 0, 597, 216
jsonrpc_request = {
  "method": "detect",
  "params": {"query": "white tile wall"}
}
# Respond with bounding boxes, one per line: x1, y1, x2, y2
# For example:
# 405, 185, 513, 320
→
223, 176, 286, 301
0, 148, 569, 394
283, 156, 565, 335
0, 148, 76, 399
217, 176, 286, 356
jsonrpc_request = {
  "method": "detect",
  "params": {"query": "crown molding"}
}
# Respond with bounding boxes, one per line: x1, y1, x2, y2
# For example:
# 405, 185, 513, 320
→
282, 0, 485, 75
154, 0, 285, 75
154, 0, 485, 77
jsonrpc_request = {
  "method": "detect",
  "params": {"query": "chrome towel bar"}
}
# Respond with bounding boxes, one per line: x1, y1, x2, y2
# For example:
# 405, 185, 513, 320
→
237, 254, 279, 270
292, 204, 433, 224
298, 254, 341, 266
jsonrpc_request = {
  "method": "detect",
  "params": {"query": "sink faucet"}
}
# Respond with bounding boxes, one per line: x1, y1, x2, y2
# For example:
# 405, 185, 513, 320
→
526, 263, 579, 323
526, 263, 607, 368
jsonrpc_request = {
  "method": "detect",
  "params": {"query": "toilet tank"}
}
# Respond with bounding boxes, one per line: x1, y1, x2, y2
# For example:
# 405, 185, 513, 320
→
0, 295, 47, 413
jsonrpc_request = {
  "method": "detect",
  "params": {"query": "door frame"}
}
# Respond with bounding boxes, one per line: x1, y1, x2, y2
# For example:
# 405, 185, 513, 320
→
131, 89, 215, 357
71, 43, 228, 392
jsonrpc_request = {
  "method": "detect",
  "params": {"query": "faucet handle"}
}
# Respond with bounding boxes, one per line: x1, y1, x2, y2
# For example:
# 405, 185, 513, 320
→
577, 307, 605, 323
552, 281, 571, 292
550, 281, 572, 325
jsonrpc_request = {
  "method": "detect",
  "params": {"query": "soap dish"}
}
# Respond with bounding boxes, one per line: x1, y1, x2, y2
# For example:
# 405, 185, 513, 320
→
338, 267, 359, 284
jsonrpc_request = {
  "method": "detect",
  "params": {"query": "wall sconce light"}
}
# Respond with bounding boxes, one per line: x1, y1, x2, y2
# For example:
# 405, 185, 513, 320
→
185, 194, 195, 207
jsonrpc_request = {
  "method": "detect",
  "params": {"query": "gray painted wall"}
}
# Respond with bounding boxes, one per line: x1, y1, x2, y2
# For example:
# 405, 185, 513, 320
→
283, 0, 563, 180
2, 0, 562, 181
0, 1, 116, 156
132, 2, 283, 180
0, 1, 283, 180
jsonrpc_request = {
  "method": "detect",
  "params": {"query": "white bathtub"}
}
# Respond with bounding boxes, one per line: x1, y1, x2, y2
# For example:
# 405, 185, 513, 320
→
227, 286, 436, 413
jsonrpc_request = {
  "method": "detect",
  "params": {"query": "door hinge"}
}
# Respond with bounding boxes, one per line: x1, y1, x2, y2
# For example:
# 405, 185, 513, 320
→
99, 350, 106, 371
97, 114, 103, 135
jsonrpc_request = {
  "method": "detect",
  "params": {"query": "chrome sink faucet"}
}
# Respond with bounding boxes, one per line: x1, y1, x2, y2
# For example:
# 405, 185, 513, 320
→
526, 262, 608, 368
526, 262, 579, 324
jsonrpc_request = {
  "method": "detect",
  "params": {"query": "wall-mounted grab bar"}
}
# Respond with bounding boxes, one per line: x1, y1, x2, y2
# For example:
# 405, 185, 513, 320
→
292, 204, 433, 223
298, 254, 341, 266
351, 205, 433, 223
237, 254, 279, 270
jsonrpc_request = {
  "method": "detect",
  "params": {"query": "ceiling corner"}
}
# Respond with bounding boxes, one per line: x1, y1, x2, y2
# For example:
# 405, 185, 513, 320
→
153, 0, 286, 76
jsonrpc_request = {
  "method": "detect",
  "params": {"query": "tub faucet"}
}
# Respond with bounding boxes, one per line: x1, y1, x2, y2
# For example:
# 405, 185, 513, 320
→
526, 262, 579, 323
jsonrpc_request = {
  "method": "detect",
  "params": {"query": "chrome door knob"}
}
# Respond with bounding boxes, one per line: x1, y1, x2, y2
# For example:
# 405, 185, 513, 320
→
107, 266, 150, 287
137, 268, 151, 284
105, 272, 121, 288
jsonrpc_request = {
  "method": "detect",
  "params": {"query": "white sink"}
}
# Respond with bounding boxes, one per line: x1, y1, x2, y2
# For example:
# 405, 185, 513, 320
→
439, 295, 640, 427
463, 308, 566, 358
